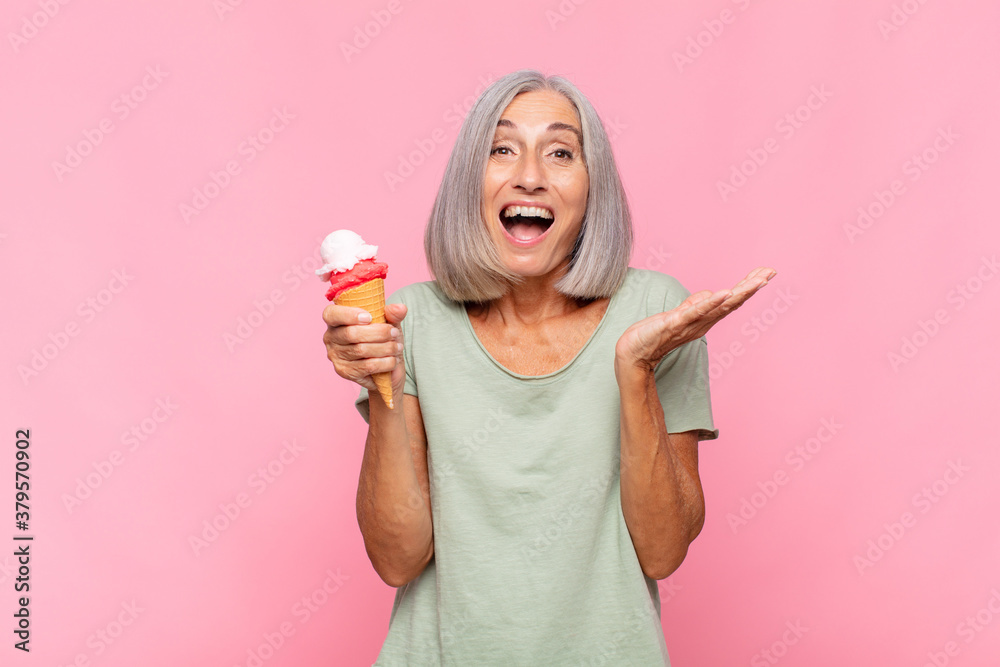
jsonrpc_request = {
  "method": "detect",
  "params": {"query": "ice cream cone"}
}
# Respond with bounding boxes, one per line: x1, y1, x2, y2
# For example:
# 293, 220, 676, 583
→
334, 278, 394, 409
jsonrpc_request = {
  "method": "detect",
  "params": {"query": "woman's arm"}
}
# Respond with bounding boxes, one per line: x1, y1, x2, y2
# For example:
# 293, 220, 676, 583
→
324, 301, 434, 587
613, 267, 775, 579
357, 392, 434, 587
616, 364, 703, 580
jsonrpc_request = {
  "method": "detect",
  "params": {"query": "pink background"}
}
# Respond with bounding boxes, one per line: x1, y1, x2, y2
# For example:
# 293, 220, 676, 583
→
3, 1, 999, 665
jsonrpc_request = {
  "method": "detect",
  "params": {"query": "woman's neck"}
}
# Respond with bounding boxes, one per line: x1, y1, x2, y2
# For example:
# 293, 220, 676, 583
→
468, 270, 592, 327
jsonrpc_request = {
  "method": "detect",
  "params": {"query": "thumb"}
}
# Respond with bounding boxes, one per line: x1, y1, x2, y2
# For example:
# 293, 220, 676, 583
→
385, 302, 407, 325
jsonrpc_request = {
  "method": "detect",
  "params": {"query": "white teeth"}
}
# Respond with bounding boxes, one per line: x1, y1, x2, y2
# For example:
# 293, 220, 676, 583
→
502, 205, 553, 220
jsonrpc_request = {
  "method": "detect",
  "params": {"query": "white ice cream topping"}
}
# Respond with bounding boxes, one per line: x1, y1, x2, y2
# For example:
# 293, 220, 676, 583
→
316, 230, 378, 282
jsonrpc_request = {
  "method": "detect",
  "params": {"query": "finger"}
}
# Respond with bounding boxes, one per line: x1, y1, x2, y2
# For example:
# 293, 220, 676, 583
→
730, 268, 772, 295
337, 356, 399, 384
336, 340, 403, 362
742, 266, 775, 280
662, 268, 778, 342
323, 303, 374, 327
360, 355, 399, 377
725, 281, 762, 306
384, 303, 408, 328
689, 289, 731, 317
324, 322, 398, 346
722, 268, 778, 309
744, 266, 775, 283
667, 289, 730, 328
678, 289, 715, 310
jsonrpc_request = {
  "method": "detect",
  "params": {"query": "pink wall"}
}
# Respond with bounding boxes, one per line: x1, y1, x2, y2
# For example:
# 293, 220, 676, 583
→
3, 1, 999, 665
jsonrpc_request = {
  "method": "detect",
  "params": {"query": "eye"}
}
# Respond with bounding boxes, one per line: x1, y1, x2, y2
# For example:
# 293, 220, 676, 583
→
491, 145, 513, 155
552, 149, 574, 160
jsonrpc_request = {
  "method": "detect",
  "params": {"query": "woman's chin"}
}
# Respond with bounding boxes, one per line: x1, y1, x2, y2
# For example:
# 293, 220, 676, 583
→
500, 255, 570, 281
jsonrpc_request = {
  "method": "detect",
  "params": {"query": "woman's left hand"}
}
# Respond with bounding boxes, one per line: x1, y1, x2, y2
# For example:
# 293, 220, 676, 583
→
614, 266, 777, 376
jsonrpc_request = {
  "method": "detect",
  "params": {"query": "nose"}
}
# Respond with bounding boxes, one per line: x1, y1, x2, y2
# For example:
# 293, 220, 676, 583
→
513, 150, 547, 192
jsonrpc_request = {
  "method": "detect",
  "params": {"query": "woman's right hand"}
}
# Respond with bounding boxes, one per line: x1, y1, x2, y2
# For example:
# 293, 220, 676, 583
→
322, 302, 407, 398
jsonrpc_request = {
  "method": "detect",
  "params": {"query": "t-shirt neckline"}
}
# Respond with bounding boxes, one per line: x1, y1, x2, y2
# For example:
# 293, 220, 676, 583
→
460, 270, 628, 381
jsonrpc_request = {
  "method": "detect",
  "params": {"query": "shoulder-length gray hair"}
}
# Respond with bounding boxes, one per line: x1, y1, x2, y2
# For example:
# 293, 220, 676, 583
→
424, 69, 633, 303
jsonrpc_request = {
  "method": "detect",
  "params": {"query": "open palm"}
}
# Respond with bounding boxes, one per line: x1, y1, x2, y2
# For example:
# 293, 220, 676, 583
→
615, 267, 777, 371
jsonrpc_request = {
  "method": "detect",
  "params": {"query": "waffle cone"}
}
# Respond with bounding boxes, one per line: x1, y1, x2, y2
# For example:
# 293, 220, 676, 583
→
334, 278, 394, 409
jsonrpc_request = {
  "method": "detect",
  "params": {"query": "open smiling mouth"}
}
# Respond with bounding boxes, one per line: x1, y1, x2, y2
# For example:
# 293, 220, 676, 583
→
500, 205, 554, 242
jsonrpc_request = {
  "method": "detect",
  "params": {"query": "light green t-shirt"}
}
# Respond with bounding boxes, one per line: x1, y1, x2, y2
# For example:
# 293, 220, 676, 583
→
356, 267, 718, 666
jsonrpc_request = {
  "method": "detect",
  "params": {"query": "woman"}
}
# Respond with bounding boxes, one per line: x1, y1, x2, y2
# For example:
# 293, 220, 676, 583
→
323, 70, 775, 665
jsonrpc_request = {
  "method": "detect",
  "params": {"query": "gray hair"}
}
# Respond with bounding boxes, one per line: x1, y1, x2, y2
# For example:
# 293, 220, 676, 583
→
424, 69, 633, 303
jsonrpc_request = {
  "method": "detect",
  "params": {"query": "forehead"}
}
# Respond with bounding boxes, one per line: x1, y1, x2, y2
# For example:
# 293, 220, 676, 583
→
497, 90, 581, 130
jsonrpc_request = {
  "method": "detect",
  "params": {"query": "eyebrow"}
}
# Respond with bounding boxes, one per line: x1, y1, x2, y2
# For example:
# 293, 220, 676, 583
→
496, 119, 583, 147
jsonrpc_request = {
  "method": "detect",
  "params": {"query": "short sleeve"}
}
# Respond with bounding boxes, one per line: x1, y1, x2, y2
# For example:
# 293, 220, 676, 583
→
653, 281, 719, 441
354, 287, 419, 424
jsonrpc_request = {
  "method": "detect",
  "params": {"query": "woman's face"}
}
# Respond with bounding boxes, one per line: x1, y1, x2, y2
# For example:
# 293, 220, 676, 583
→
482, 89, 589, 280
